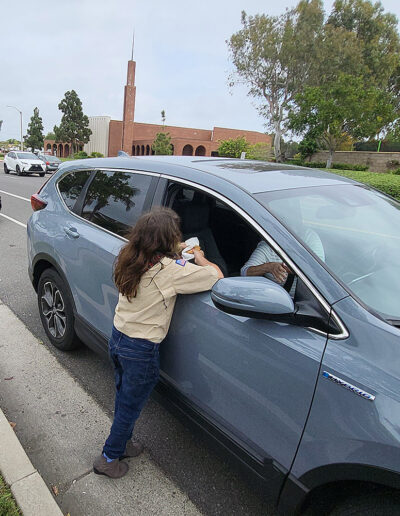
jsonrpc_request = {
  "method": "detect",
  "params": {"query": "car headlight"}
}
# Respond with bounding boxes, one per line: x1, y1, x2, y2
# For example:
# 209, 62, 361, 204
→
21, 161, 28, 165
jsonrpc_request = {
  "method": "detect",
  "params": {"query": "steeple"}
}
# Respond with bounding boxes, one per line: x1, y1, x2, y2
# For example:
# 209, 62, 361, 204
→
122, 35, 136, 152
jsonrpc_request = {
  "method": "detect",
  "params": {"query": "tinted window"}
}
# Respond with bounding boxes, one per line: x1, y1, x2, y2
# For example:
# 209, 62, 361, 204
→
81, 171, 152, 237
58, 171, 91, 210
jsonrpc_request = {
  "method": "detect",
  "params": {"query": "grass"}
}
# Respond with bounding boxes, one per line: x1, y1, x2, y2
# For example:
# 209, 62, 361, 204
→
326, 168, 400, 201
0, 475, 20, 516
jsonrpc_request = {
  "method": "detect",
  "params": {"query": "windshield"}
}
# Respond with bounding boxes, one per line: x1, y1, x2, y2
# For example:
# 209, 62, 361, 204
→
256, 184, 400, 322
17, 152, 37, 159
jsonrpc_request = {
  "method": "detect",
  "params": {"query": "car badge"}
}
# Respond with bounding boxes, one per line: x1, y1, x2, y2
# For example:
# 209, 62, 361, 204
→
322, 371, 375, 401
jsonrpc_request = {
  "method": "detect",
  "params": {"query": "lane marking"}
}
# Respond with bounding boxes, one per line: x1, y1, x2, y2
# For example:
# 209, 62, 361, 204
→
0, 213, 27, 228
0, 189, 30, 202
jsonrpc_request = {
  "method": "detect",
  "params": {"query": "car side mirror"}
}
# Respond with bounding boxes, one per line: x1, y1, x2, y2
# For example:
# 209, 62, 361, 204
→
211, 276, 294, 317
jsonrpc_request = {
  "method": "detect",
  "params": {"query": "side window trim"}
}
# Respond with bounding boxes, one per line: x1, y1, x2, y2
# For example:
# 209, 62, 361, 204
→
56, 169, 93, 212
158, 174, 348, 340
72, 170, 97, 215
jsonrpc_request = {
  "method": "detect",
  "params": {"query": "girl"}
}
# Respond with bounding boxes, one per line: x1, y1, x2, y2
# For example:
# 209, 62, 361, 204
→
93, 206, 223, 478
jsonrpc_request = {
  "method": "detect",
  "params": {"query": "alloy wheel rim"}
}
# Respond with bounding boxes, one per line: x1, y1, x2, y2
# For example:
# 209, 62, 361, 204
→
41, 281, 67, 338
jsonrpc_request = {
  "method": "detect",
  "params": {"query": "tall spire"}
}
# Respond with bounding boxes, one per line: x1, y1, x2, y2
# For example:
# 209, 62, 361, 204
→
131, 30, 135, 61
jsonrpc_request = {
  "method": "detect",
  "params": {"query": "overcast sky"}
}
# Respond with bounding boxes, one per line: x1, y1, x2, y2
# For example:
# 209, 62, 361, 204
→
1, 0, 400, 141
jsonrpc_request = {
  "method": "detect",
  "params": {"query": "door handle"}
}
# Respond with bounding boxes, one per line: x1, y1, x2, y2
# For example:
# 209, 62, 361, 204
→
63, 226, 80, 238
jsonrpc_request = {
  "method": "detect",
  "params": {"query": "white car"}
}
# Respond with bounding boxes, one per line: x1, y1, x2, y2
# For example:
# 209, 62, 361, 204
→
4, 151, 46, 177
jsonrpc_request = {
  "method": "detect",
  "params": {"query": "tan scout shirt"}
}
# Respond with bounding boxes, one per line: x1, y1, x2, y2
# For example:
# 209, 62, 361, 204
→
113, 257, 219, 343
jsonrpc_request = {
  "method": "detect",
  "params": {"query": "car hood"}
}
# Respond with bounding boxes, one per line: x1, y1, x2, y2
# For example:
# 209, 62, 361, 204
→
20, 159, 45, 165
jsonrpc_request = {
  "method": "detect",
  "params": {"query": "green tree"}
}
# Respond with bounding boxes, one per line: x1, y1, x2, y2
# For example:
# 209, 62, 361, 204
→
228, 1, 324, 161
45, 131, 56, 140
328, 0, 400, 90
152, 132, 173, 155
298, 134, 319, 161
217, 136, 250, 158
24, 107, 44, 152
289, 74, 398, 167
53, 90, 92, 155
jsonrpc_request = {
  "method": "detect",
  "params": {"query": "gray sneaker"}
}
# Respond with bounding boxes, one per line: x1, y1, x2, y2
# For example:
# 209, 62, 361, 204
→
93, 455, 129, 478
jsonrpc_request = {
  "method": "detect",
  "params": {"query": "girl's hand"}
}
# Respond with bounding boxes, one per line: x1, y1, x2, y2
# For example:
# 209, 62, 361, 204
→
179, 242, 187, 251
193, 249, 205, 265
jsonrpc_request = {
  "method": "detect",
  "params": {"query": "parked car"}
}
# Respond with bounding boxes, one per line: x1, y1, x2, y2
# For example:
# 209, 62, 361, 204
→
4, 151, 46, 176
27, 156, 400, 515
37, 154, 61, 173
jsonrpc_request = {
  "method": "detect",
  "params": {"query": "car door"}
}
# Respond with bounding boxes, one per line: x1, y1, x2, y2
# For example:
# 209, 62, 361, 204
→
156, 179, 334, 493
58, 168, 158, 340
6, 152, 15, 170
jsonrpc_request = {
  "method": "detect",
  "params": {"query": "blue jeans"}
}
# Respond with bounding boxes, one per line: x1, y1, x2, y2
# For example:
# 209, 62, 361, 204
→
103, 326, 160, 459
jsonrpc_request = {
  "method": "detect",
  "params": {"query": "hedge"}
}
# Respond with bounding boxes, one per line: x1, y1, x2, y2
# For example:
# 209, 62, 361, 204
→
327, 169, 400, 201
355, 141, 400, 152
288, 160, 368, 171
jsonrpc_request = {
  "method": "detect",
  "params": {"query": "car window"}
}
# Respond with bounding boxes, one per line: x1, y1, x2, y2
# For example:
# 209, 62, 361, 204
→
58, 171, 92, 211
256, 184, 400, 321
81, 170, 153, 237
17, 152, 37, 159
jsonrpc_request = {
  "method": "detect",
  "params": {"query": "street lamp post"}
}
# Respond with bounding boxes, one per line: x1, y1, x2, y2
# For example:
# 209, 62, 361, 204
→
7, 105, 23, 151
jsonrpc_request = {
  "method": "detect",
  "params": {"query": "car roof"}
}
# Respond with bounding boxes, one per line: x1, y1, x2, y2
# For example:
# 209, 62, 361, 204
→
59, 155, 357, 194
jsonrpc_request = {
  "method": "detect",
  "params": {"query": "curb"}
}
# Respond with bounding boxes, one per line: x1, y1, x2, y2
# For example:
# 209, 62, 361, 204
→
0, 408, 63, 516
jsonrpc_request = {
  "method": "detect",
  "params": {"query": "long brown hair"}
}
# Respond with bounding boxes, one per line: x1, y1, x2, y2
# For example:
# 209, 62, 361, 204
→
114, 207, 182, 300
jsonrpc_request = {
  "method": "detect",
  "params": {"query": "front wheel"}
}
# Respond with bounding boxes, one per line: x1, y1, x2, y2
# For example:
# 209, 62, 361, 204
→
39, 172, 45, 177
37, 268, 82, 351
16, 165, 21, 176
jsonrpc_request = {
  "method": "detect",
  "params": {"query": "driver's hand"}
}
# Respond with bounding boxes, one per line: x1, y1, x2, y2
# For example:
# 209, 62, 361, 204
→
265, 262, 289, 283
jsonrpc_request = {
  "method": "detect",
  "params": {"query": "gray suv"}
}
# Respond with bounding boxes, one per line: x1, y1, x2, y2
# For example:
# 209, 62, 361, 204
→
27, 156, 400, 515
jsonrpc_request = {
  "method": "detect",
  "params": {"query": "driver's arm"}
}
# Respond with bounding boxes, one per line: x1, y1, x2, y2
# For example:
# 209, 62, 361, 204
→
241, 241, 289, 283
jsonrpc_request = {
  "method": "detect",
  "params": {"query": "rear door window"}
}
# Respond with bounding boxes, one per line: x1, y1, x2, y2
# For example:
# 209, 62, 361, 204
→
81, 170, 153, 237
58, 171, 91, 210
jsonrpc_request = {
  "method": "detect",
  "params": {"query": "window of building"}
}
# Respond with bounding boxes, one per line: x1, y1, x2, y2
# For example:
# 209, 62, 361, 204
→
58, 171, 91, 211
81, 170, 153, 237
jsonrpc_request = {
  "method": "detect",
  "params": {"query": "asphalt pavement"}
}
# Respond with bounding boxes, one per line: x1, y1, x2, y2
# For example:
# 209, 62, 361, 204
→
0, 165, 275, 515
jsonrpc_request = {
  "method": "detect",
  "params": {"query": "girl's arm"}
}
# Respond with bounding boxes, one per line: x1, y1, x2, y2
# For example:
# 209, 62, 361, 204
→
193, 249, 224, 279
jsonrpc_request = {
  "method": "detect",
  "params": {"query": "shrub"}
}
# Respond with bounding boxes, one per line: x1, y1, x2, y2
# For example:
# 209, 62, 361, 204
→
355, 140, 400, 152
90, 151, 104, 158
217, 136, 250, 158
391, 168, 400, 175
386, 160, 400, 170
298, 136, 318, 161
247, 142, 272, 161
74, 151, 88, 159
331, 162, 368, 171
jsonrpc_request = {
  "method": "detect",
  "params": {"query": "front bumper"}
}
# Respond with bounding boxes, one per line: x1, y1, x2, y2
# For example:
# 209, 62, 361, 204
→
22, 165, 46, 173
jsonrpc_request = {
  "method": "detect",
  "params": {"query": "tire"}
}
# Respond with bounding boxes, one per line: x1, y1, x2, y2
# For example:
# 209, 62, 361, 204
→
39, 172, 45, 177
4, 163, 9, 174
37, 268, 82, 351
329, 492, 400, 516
16, 165, 21, 176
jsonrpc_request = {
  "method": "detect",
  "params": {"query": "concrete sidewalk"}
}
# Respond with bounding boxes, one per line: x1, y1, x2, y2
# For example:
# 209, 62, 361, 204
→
0, 299, 201, 515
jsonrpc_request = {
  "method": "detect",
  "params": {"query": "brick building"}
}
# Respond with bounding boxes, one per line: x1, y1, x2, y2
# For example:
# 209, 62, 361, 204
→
44, 59, 271, 157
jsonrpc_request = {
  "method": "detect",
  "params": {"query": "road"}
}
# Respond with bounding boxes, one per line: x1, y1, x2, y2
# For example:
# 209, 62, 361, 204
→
0, 166, 276, 515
